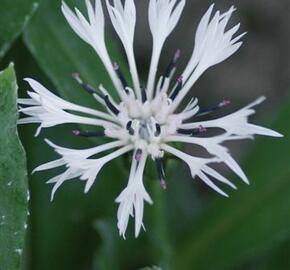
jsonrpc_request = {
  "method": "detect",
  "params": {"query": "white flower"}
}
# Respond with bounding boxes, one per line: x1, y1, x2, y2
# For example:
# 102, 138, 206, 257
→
116, 152, 153, 238
18, 1, 282, 238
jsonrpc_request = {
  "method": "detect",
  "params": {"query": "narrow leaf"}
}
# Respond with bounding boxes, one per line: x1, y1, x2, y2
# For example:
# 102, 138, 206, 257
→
0, 63, 29, 270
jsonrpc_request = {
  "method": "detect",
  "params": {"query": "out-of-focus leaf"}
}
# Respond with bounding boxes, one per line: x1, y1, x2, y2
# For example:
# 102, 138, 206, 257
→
0, 64, 28, 269
0, 0, 38, 59
236, 239, 290, 270
93, 215, 160, 270
93, 219, 120, 270
146, 162, 174, 268
139, 266, 162, 270
173, 98, 290, 270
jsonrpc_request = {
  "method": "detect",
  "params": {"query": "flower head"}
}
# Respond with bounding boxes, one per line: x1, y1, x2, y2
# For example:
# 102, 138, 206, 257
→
18, 0, 282, 238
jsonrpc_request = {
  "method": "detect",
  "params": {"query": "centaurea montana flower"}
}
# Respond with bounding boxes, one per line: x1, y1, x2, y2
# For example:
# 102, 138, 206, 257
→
18, 0, 282, 238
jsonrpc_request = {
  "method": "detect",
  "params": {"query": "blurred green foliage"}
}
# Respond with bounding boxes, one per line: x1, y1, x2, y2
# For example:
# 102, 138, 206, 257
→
0, 0, 289, 270
0, 0, 38, 59
172, 98, 290, 270
139, 267, 162, 270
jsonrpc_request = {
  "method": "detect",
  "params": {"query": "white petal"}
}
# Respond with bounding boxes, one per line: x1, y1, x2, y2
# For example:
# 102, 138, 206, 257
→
116, 152, 152, 238
61, 1, 126, 100
171, 5, 245, 110
50, 170, 71, 201
106, 0, 141, 100
61, 1, 90, 43
18, 79, 118, 135
162, 144, 234, 197
195, 4, 215, 47
17, 98, 38, 106
24, 78, 116, 121
198, 171, 229, 197
33, 159, 66, 173
147, 0, 186, 100
180, 97, 283, 138
165, 135, 249, 184
202, 164, 237, 189
36, 139, 132, 199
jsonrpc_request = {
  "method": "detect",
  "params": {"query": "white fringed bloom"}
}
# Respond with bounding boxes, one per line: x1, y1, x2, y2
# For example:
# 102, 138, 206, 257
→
18, 0, 282, 238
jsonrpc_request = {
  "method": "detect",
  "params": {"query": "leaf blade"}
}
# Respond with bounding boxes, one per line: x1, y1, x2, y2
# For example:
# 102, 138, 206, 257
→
0, 63, 29, 270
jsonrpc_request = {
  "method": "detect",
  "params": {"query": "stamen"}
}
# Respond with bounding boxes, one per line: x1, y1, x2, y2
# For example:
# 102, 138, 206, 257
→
177, 128, 193, 135
177, 125, 207, 136
141, 86, 148, 103
161, 49, 181, 88
155, 123, 161, 137
72, 73, 104, 98
135, 149, 143, 161
72, 130, 105, 137
160, 178, 167, 190
126, 121, 135, 135
197, 99, 231, 117
155, 158, 167, 190
113, 62, 129, 91
198, 125, 207, 133
104, 95, 120, 115
170, 76, 183, 101
219, 99, 231, 107
73, 76, 120, 114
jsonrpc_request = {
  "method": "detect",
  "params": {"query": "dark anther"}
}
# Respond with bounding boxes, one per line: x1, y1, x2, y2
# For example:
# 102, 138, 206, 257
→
161, 49, 181, 88
72, 73, 104, 99
126, 121, 135, 136
197, 125, 207, 133
73, 72, 122, 115
73, 73, 120, 115
177, 128, 193, 135
177, 125, 207, 136
155, 123, 161, 136
197, 99, 231, 117
135, 149, 143, 161
72, 129, 105, 137
104, 95, 120, 115
219, 99, 231, 107
113, 62, 129, 91
141, 86, 148, 103
155, 158, 167, 190
170, 76, 183, 101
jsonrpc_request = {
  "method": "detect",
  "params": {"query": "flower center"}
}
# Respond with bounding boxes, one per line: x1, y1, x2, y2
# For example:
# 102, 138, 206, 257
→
138, 118, 161, 142
126, 115, 161, 143
139, 119, 151, 141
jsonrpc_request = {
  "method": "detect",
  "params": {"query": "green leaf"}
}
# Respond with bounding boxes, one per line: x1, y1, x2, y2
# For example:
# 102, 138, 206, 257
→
0, 64, 28, 269
0, 0, 38, 59
139, 266, 162, 270
93, 219, 121, 270
173, 100, 290, 270
146, 161, 174, 268
236, 239, 290, 270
